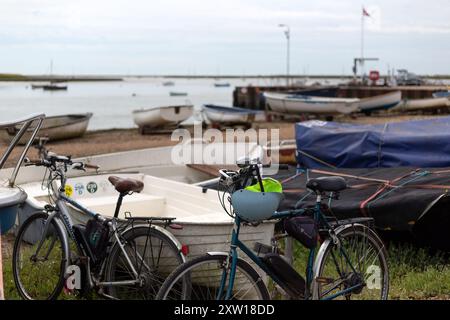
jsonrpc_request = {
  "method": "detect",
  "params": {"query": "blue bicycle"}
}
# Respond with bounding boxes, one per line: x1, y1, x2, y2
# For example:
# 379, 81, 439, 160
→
157, 161, 389, 300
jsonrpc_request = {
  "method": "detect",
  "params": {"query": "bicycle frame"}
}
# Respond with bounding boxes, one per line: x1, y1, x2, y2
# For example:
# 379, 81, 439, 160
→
33, 181, 148, 289
219, 194, 363, 300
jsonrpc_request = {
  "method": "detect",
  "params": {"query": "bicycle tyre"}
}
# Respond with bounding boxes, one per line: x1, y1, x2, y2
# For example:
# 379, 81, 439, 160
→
156, 253, 270, 300
13, 212, 68, 300
104, 225, 185, 300
312, 224, 389, 300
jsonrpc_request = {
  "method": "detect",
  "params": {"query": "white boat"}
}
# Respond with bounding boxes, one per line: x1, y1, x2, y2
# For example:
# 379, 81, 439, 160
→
432, 91, 450, 99
358, 91, 402, 112
0, 140, 265, 186
132, 105, 194, 129
391, 97, 450, 112
263, 92, 359, 115
19, 173, 275, 261
202, 104, 266, 124
0, 113, 92, 144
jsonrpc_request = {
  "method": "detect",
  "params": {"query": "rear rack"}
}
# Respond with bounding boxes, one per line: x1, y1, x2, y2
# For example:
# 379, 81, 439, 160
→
124, 216, 177, 223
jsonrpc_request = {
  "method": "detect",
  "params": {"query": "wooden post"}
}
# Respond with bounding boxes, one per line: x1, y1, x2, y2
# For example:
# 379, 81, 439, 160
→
0, 234, 4, 300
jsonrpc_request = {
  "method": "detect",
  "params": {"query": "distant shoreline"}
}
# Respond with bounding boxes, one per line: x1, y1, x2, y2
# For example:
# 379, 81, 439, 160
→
1, 73, 450, 82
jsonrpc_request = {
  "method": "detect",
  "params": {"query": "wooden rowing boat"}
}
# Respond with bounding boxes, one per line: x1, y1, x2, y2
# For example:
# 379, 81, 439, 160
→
263, 92, 359, 115
202, 104, 266, 124
132, 105, 194, 129
1, 113, 92, 144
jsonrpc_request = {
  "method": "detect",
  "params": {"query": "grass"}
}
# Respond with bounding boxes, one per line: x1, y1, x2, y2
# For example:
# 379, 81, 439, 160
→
285, 241, 450, 300
0, 73, 28, 81
2, 240, 450, 300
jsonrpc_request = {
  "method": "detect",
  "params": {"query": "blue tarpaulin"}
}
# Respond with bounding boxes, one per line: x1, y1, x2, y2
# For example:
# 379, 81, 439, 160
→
295, 117, 450, 168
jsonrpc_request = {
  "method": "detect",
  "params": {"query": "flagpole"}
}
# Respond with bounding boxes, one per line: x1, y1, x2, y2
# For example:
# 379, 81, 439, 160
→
361, 6, 365, 79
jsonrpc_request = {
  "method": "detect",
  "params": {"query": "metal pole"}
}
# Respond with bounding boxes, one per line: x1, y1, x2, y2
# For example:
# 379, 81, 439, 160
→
361, 8, 365, 80
286, 26, 290, 87
279, 24, 290, 87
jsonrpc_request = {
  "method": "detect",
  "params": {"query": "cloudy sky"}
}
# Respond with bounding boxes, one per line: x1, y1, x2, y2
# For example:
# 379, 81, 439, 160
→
1, 0, 449, 75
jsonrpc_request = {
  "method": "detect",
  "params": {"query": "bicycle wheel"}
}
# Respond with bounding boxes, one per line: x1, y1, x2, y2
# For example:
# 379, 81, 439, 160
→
156, 254, 270, 300
13, 212, 67, 300
313, 224, 389, 300
105, 226, 185, 300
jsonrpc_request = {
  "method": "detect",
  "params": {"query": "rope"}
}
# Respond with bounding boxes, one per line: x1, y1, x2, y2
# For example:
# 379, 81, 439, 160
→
297, 150, 337, 169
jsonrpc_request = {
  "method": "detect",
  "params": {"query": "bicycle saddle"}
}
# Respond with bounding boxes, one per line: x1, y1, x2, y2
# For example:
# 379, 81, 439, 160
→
108, 176, 144, 193
306, 176, 347, 193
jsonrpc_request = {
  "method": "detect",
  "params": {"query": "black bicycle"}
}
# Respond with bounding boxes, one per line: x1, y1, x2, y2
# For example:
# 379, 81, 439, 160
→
12, 145, 186, 300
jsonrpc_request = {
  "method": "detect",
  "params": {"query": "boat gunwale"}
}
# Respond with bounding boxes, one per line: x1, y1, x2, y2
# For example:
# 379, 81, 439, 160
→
132, 104, 194, 114
8, 112, 93, 133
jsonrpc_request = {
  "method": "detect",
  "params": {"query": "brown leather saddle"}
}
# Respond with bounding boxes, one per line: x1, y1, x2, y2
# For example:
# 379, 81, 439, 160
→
108, 176, 144, 194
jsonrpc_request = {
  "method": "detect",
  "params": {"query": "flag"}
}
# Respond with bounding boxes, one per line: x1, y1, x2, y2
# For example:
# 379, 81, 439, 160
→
362, 7, 370, 17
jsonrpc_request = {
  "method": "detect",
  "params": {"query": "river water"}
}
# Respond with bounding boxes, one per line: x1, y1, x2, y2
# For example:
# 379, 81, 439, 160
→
0, 77, 300, 130
2, 76, 445, 130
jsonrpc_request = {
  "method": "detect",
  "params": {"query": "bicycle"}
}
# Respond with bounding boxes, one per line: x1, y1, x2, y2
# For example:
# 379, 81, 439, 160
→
156, 160, 389, 300
12, 145, 186, 300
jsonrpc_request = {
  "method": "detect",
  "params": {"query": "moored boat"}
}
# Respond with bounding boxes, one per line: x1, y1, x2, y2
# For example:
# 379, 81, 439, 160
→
30, 84, 46, 90
391, 97, 450, 112
132, 105, 194, 129
169, 91, 188, 97
18, 173, 275, 261
358, 91, 402, 112
432, 91, 450, 99
263, 92, 359, 115
162, 81, 175, 86
1, 113, 92, 144
214, 83, 231, 87
42, 83, 68, 91
202, 104, 266, 124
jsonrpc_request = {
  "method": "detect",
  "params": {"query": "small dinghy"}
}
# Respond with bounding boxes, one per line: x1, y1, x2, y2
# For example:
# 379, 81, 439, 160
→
1, 113, 92, 144
169, 91, 188, 97
19, 173, 275, 261
392, 97, 450, 112
132, 105, 194, 130
432, 91, 450, 99
263, 92, 359, 115
214, 83, 231, 87
358, 91, 402, 113
42, 83, 68, 91
202, 104, 266, 124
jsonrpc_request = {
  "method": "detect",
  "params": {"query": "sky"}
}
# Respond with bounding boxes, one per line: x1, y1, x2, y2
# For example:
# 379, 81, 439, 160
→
1, 0, 449, 75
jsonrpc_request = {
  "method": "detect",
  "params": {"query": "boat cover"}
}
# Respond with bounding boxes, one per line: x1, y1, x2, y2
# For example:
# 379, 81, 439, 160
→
295, 117, 450, 168
201, 165, 450, 250
275, 166, 450, 251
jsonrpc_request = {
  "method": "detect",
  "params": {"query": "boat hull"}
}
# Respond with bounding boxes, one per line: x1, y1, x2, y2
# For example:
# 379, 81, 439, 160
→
203, 105, 266, 124
264, 92, 359, 115
132, 105, 194, 128
394, 97, 450, 111
1, 113, 92, 144
19, 173, 275, 264
358, 91, 402, 112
